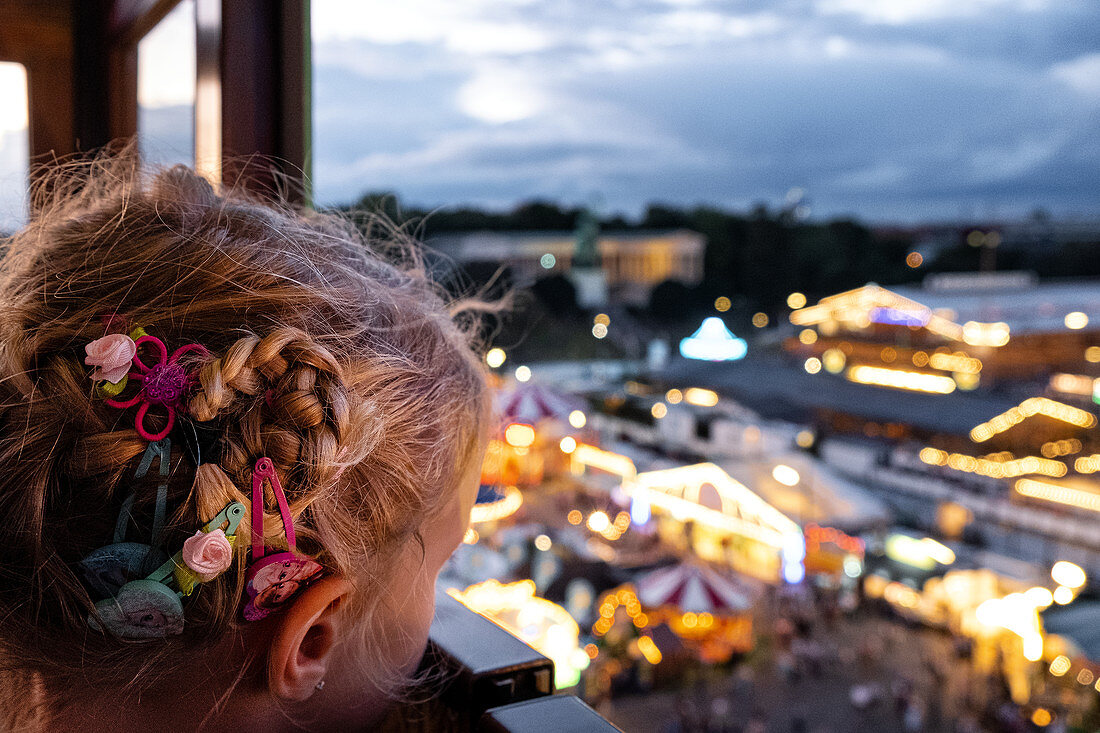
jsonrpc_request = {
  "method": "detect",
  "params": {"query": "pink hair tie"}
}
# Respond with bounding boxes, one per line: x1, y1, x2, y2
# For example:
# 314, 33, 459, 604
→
102, 334, 209, 442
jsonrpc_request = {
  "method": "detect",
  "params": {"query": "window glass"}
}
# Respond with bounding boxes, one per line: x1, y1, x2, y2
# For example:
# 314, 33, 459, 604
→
0, 62, 28, 233
138, 0, 197, 167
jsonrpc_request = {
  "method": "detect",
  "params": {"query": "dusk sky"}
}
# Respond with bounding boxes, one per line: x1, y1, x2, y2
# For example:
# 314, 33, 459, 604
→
311, 0, 1100, 223
1, 0, 1098, 229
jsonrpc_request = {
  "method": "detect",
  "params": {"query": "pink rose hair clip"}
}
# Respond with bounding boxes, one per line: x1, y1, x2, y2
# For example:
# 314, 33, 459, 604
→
243, 457, 323, 621
88, 497, 245, 639
86, 331, 209, 442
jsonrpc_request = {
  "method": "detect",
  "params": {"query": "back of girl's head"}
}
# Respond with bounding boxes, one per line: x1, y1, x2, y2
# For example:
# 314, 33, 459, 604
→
0, 153, 489, 709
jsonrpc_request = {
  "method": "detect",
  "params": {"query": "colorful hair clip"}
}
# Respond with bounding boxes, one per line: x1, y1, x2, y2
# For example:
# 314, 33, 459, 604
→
104, 334, 209, 441
243, 458, 323, 621
79, 438, 172, 598
90, 500, 245, 639
87, 326, 148, 399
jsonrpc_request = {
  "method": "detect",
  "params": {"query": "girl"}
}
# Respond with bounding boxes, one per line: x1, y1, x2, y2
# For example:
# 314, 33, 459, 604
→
0, 156, 491, 731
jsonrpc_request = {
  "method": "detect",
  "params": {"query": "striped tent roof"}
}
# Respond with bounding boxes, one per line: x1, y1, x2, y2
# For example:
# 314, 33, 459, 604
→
497, 383, 580, 425
636, 563, 751, 614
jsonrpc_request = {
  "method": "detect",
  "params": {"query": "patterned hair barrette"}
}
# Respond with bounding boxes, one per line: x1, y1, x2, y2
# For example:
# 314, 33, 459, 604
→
243, 458, 323, 621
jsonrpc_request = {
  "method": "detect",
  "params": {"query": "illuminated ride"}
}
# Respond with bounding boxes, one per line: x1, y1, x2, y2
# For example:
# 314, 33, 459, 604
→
679, 317, 747, 362
623, 462, 805, 584
449, 579, 590, 689
484, 381, 586, 487
634, 563, 753, 663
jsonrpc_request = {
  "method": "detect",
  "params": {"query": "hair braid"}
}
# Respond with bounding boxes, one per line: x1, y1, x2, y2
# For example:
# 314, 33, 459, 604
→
184, 328, 353, 553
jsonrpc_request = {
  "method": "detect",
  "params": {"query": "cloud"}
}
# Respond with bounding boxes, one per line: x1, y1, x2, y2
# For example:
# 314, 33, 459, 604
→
0, 129, 29, 232
1052, 53, 1100, 101
309, 0, 1100, 221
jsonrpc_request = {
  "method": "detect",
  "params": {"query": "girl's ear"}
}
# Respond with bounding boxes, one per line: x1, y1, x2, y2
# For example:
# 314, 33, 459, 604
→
266, 576, 351, 701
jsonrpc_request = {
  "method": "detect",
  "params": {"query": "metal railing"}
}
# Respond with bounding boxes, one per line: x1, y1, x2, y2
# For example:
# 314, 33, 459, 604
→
380, 592, 620, 732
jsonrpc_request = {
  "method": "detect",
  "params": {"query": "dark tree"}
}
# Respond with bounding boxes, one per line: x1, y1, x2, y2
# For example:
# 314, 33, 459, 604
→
531, 274, 578, 316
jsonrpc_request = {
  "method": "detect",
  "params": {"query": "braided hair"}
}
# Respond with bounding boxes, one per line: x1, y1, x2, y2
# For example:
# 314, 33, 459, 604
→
0, 152, 492, 716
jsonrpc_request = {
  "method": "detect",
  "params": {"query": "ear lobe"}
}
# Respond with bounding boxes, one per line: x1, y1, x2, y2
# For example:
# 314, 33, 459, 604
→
267, 576, 351, 701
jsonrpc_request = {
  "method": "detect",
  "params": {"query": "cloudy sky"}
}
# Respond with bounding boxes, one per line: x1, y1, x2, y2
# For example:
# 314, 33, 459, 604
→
1, 0, 1097, 229
311, 0, 1100, 222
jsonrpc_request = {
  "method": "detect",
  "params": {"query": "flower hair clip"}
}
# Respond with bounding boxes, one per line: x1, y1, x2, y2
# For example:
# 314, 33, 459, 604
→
89, 498, 245, 639
243, 458, 323, 621
87, 331, 209, 442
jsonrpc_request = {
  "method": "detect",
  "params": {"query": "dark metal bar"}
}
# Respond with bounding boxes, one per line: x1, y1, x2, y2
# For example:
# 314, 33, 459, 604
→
480, 696, 623, 733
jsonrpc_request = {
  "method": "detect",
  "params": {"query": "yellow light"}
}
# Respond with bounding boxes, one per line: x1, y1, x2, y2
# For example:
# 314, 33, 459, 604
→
571, 444, 637, 479
587, 511, 610, 533
929, 352, 982, 374
787, 292, 807, 309
912, 351, 929, 367
804, 357, 822, 374
1077, 455, 1100, 473
681, 612, 698, 628
971, 397, 1096, 440
954, 372, 980, 391
568, 410, 587, 429
651, 402, 668, 419
592, 323, 608, 339
505, 423, 536, 448
772, 464, 800, 486
1065, 311, 1089, 330
1025, 587, 1054, 608
1017, 479, 1100, 512
470, 485, 524, 523
822, 348, 845, 374
1023, 633, 1043, 662
1053, 585, 1074, 605
885, 534, 954, 569
798, 328, 818, 345
463, 527, 479, 544
1086, 346, 1100, 363
585, 643, 599, 659
627, 462, 801, 549
1041, 438, 1082, 458
880, 346, 896, 363
795, 430, 814, 448
962, 321, 1010, 347
683, 388, 719, 407
594, 313, 611, 326
1049, 655, 1071, 676
847, 365, 956, 394
485, 348, 507, 368
1031, 708, 1052, 726
567, 509, 583, 525
1050, 373, 1093, 396
636, 635, 662, 664
920, 447, 948, 465
906, 252, 923, 268
665, 388, 683, 404
920, 538, 956, 565
559, 436, 578, 454
1078, 669, 1095, 686
752, 312, 769, 328
698, 612, 714, 627
1052, 561, 1087, 589
515, 365, 532, 382
534, 534, 552, 551
714, 296, 731, 312
633, 613, 649, 628
448, 579, 586, 689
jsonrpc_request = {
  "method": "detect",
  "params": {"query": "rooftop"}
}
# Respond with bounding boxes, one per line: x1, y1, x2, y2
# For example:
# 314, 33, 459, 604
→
660, 353, 1022, 437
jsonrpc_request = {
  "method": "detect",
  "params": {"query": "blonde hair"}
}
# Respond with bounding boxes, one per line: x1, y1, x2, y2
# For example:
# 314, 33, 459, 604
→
0, 153, 491, 720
